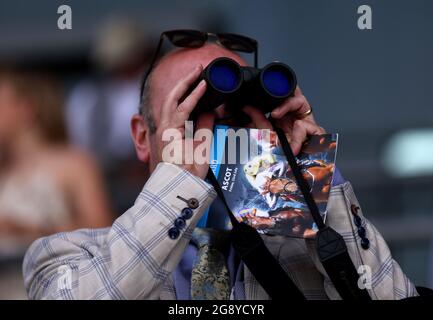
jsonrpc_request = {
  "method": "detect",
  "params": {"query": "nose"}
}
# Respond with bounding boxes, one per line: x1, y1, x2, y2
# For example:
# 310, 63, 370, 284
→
212, 104, 257, 128
212, 105, 239, 127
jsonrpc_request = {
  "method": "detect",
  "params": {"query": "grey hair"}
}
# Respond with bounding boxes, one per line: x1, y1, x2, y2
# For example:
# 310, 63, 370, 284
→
139, 74, 157, 134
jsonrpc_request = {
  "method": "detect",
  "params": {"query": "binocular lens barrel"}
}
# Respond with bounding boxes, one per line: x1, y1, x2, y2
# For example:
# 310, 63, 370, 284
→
199, 57, 297, 115
261, 63, 296, 98
206, 58, 243, 93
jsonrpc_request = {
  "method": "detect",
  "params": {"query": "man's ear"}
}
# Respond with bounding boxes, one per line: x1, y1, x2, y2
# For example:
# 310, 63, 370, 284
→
130, 114, 151, 163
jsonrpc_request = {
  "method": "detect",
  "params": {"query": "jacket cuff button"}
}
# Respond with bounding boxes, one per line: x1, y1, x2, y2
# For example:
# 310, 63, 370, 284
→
361, 237, 370, 250
187, 198, 199, 209
174, 217, 186, 229
181, 207, 193, 220
357, 226, 366, 238
351, 204, 360, 215
168, 227, 180, 240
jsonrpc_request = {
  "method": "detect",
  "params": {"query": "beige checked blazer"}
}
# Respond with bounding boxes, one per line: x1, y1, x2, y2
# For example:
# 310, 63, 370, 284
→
23, 162, 418, 300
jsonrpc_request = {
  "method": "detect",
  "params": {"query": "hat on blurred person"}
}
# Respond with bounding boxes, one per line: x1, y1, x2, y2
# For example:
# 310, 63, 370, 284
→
92, 17, 149, 73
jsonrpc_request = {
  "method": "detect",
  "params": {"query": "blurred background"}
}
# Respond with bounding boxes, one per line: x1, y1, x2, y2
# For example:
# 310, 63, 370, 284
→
0, 0, 432, 299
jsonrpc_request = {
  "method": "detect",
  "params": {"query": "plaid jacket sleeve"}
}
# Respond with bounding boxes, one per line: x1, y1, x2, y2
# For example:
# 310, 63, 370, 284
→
23, 162, 216, 300
305, 182, 418, 300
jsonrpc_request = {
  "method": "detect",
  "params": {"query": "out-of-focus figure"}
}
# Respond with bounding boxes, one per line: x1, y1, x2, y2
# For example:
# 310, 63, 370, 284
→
66, 17, 151, 213
0, 67, 114, 298
66, 18, 149, 168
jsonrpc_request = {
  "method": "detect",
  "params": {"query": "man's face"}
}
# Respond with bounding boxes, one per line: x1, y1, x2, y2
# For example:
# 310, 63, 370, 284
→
138, 43, 249, 170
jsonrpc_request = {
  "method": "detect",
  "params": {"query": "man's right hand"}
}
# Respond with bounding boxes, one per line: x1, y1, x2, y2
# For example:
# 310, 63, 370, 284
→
155, 64, 215, 180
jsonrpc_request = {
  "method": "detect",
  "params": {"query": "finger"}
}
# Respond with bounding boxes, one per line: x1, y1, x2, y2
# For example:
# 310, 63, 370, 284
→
195, 111, 215, 132
168, 64, 204, 104
271, 94, 310, 119
290, 119, 326, 155
292, 86, 316, 122
274, 111, 318, 135
242, 105, 272, 129
194, 112, 215, 165
177, 80, 207, 114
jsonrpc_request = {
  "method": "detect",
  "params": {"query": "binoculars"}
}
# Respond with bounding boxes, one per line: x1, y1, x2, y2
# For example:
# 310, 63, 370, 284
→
190, 57, 297, 118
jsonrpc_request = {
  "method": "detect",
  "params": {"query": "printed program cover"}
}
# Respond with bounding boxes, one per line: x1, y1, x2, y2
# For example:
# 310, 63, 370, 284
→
203, 125, 338, 238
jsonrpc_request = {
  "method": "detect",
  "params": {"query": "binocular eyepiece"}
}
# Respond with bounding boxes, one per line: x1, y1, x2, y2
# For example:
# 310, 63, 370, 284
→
192, 57, 297, 116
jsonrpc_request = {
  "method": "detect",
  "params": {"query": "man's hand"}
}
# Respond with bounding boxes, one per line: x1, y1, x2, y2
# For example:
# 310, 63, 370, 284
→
244, 86, 325, 155
155, 64, 215, 179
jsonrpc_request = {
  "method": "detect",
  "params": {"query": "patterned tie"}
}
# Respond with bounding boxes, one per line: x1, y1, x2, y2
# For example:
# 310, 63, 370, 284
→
191, 228, 231, 300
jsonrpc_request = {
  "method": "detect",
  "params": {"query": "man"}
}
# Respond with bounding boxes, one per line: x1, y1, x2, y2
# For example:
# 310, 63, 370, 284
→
23, 40, 417, 300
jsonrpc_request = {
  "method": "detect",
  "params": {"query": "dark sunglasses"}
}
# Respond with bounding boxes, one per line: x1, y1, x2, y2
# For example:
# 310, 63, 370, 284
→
139, 29, 258, 102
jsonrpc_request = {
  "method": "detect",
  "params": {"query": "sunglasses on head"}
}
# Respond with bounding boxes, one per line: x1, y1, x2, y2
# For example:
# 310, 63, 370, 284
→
139, 29, 258, 102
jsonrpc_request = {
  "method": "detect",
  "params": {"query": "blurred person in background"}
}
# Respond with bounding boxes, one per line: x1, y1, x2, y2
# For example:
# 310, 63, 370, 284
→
66, 18, 152, 214
0, 67, 113, 298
